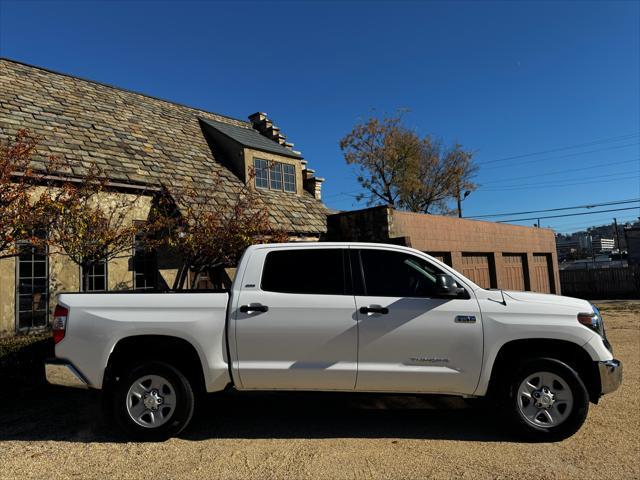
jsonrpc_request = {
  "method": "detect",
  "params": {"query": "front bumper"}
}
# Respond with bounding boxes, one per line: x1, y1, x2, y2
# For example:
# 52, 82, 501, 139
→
598, 359, 623, 395
45, 359, 89, 389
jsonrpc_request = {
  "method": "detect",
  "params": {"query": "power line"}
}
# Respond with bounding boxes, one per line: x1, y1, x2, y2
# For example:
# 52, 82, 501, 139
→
547, 213, 640, 229
480, 158, 639, 186
497, 206, 640, 223
481, 142, 639, 171
467, 198, 640, 219
325, 159, 639, 199
481, 171, 630, 189
481, 174, 639, 192
549, 213, 640, 227
549, 216, 640, 233
479, 133, 639, 166
324, 146, 639, 200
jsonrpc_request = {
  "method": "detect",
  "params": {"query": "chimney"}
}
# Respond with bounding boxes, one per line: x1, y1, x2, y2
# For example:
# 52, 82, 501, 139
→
248, 112, 294, 150
249, 113, 326, 202
302, 166, 324, 201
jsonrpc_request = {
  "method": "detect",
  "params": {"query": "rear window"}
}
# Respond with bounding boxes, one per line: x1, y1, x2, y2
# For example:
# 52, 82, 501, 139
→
261, 249, 346, 295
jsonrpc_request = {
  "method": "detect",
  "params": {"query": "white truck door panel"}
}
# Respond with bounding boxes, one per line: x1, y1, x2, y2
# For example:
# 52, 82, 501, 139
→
353, 248, 483, 395
234, 247, 358, 390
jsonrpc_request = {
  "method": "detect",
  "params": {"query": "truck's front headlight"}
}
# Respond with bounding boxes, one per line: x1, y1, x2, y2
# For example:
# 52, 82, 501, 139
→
578, 304, 612, 352
578, 305, 605, 337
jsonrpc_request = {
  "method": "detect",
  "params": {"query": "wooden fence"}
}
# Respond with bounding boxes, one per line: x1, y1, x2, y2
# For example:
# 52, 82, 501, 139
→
560, 265, 640, 299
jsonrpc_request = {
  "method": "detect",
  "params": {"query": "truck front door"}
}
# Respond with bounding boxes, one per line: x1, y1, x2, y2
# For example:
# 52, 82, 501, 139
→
352, 247, 483, 395
233, 247, 358, 390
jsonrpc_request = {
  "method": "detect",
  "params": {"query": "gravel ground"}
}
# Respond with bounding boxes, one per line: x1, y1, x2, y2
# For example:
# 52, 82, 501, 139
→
1, 301, 638, 479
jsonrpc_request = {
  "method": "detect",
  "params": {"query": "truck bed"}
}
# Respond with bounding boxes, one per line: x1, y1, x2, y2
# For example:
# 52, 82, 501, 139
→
55, 291, 231, 391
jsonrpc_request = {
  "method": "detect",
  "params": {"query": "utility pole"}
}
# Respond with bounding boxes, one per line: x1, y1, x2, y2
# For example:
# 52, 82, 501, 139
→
457, 187, 471, 219
613, 217, 621, 251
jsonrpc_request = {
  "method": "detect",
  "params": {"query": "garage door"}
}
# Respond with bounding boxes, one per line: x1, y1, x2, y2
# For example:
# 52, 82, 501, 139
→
531, 253, 553, 293
461, 253, 495, 289
426, 251, 452, 267
502, 253, 528, 291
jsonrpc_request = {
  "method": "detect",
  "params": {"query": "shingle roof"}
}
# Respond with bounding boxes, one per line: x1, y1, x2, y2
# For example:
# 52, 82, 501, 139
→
0, 58, 328, 234
200, 118, 302, 159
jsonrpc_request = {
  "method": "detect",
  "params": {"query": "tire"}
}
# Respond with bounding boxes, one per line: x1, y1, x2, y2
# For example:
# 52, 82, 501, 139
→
105, 361, 195, 440
504, 357, 589, 441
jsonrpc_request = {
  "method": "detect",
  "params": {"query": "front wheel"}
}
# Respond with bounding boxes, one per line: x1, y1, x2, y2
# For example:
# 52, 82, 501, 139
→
506, 358, 589, 441
105, 361, 195, 440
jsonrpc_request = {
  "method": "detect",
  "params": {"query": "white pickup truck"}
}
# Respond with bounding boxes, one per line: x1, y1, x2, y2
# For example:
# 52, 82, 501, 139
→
46, 242, 621, 440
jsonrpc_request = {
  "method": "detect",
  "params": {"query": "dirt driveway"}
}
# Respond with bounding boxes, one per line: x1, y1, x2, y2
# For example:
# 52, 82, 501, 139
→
1, 301, 638, 479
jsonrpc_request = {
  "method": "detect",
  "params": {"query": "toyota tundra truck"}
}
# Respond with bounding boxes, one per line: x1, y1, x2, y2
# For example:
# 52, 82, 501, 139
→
45, 242, 622, 440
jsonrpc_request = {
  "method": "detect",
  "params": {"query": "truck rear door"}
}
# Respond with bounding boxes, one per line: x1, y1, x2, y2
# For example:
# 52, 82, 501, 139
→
232, 246, 357, 390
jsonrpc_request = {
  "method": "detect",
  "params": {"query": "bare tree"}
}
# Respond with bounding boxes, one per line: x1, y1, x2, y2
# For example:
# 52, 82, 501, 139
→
48, 165, 151, 291
400, 140, 477, 214
340, 114, 477, 214
340, 115, 421, 206
151, 169, 288, 289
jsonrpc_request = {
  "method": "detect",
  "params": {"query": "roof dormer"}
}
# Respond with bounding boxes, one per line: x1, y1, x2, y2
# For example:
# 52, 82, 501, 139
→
199, 114, 323, 200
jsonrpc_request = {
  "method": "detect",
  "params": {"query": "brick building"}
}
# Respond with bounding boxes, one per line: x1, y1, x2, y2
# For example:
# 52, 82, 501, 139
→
0, 58, 328, 334
327, 206, 560, 293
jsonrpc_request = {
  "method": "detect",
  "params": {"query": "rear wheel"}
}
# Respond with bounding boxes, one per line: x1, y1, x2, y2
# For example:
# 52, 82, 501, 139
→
106, 361, 195, 440
505, 358, 589, 441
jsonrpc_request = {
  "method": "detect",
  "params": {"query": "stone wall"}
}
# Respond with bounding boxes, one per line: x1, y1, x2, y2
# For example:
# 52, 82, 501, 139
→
0, 191, 152, 335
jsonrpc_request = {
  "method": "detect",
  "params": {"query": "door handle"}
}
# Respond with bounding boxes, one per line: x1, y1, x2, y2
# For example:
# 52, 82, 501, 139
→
359, 306, 389, 315
240, 304, 269, 313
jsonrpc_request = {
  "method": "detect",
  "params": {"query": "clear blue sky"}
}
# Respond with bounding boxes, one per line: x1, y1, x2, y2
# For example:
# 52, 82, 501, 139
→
1, 0, 638, 233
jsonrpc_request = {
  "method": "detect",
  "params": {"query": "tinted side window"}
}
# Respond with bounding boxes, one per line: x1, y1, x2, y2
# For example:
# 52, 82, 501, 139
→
261, 249, 346, 295
360, 249, 442, 297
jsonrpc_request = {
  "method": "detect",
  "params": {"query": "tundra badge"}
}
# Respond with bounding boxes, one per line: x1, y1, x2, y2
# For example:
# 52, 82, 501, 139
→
455, 315, 476, 323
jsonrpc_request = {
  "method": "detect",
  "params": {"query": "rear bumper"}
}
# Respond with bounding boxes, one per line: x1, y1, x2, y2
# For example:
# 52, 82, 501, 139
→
45, 359, 89, 389
598, 359, 622, 395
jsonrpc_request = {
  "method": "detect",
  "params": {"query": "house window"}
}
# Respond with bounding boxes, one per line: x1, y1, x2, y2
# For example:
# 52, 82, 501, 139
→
269, 162, 283, 190
283, 164, 296, 192
254, 158, 269, 189
17, 242, 49, 330
133, 229, 157, 291
253, 158, 296, 193
82, 261, 107, 292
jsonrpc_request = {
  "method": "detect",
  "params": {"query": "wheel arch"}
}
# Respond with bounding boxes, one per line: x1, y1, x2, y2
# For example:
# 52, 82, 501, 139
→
485, 338, 602, 404
104, 335, 207, 395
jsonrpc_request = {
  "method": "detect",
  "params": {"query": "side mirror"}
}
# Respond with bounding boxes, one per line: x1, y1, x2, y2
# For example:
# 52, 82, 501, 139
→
435, 274, 467, 298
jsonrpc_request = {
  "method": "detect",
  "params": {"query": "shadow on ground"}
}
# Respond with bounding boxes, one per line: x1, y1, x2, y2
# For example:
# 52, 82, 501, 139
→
0, 385, 517, 443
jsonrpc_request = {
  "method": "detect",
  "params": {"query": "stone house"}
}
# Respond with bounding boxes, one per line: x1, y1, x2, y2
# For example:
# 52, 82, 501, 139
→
0, 58, 328, 334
